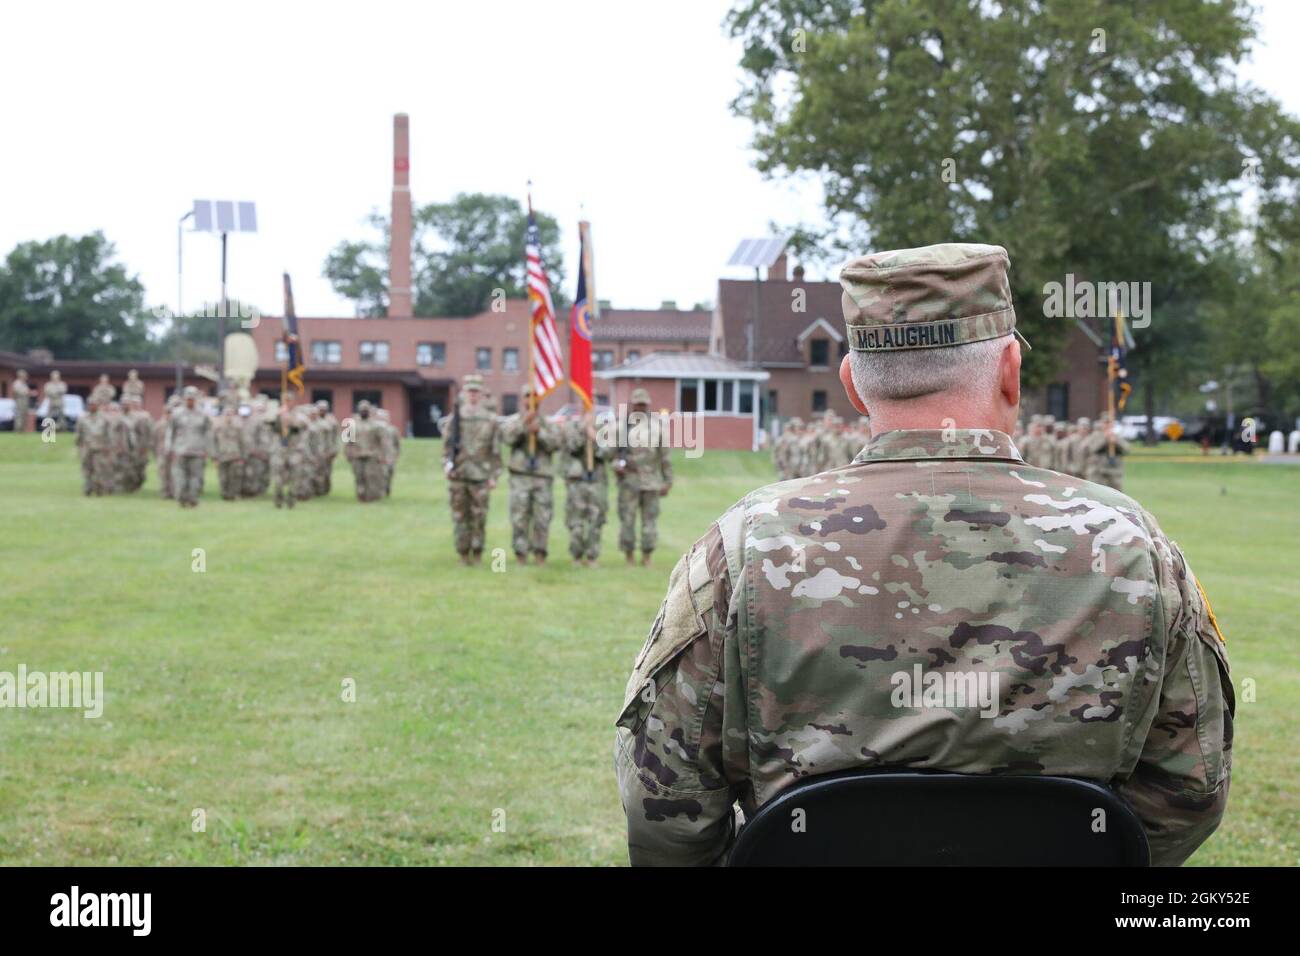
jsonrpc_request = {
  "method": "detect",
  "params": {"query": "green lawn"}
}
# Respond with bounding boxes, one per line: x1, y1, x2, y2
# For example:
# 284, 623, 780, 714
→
0, 433, 1293, 865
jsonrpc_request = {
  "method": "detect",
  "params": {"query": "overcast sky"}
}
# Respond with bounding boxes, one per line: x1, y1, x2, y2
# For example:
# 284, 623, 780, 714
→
1, 0, 1296, 320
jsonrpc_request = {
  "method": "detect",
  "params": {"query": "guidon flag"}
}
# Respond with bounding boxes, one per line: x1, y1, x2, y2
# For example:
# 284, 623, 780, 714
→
569, 227, 593, 409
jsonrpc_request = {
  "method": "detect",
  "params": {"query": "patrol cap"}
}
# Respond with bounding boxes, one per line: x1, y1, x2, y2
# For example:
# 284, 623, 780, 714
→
182, 386, 200, 398
1077, 417, 1091, 427
315, 399, 329, 411
839, 243, 1030, 353
356, 399, 372, 412
462, 374, 484, 392
788, 417, 804, 428
630, 388, 651, 405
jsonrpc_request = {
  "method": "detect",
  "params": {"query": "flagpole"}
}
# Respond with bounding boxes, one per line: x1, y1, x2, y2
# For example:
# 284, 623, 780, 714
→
526, 183, 537, 462
1108, 311, 1123, 458
580, 218, 596, 472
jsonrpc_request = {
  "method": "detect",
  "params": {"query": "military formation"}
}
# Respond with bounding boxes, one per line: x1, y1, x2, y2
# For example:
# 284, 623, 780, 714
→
45, 372, 397, 507
440, 379, 670, 568
772, 413, 872, 479
1015, 412, 1129, 490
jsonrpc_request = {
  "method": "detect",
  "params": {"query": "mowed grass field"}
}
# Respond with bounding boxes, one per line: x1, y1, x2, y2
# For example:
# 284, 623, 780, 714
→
0, 433, 1294, 866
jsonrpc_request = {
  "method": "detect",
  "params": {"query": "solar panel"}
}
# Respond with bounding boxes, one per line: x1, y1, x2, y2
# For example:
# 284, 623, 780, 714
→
727, 236, 788, 268
192, 199, 258, 233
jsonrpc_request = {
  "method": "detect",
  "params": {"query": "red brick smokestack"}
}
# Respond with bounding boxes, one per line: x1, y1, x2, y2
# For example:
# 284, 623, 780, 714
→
389, 113, 413, 318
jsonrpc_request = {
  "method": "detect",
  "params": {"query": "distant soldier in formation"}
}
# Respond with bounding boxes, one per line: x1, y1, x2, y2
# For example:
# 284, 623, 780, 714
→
121, 369, 144, 404
11, 369, 31, 433
167, 386, 212, 508
501, 387, 560, 564
315, 400, 339, 496
615, 388, 672, 566
156, 395, 180, 499
105, 402, 134, 493
124, 395, 153, 492
272, 403, 309, 509
376, 408, 400, 497
213, 407, 247, 500
1065, 417, 1093, 476
344, 400, 386, 502
242, 400, 274, 497
442, 374, 500, 565
74, 396, 109, 495
1082, 415, 1130, 491
90, 373, 115, 407
562, 408, 614, 566
43, 371, 67, 431
772, 418, 803, 480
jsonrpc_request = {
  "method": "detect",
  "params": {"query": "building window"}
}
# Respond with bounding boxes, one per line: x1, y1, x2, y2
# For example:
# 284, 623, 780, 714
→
503, 348, 519, 372
767, 390, 778, 415
812, 390, 828, 413
417, 342, 445, 367
738, 382, 755, 415
595, 392, 609, 407
680, 380, 699, 413
476, 347, 491, 371
809, 339, 830, 368
595, 350, 615, 370
360, 341, 389, 365
1047, 383, 1070, 421
501, 394, 519, 415
721, 380, 734, 412
312, 340, 341, 364
310, 389, 334, 408
274, 341, 288, 363
703, 379, 720, 412
627, 350, 640, 362
352, 389, 382, 409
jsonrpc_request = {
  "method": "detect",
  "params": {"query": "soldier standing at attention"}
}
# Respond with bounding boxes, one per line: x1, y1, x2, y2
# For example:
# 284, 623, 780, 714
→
156, 395, 180, 499
562, 408, 615, 566
615, 388, 672, 567
11, 369, 31, 433
344, 400, 385, 502
90, 374, 115, 407
615, 243, 1232, 867
105, 401, 133, 494
124, 394, 153, 492
167, 386, 212, 508
272, 404, 308, 509
242, 400, 273, 497
74, 396, 105, 495
376, 408, 400, 497
43, 370, 67, 432
1083, 414, 1130, 491
213, 406, 247, 501
500, 386, 560, 564
315, 400, 339, 495
443, 374, 500, 566
121, 369, 144, 404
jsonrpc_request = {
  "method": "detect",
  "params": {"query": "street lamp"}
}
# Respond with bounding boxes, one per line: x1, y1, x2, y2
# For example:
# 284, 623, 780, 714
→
191, 199, 258, 386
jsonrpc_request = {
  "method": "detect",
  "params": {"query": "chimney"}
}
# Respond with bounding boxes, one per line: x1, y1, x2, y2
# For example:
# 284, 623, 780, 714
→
389, 113, 413, 318
766, 251, 788, 282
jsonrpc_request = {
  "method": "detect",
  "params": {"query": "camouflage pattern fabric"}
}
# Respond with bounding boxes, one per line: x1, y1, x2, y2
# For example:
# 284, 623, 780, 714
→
75, 410, 110, 495
449, 480, 492, 556
443, 400, 500, 559
154, 416, 174, 499
1084, 430, 1130, 491
562, 418, 612, 561
501, 412, 560, 558
166, 406, 211, 506
213, 417, 246, 500
615, 428, 1232, 867
617, 486, 661, 556
11, 378, 29, 433
107, 412, 134, 493
171, 455, 205, 506
272, 416, 307, 509
43, 379, 67, 430
616, 413, 672, 555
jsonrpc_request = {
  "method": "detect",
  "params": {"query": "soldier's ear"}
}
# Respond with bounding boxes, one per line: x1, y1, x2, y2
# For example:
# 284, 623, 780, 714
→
839, 355, 870, 416
999, 336, 1022, 410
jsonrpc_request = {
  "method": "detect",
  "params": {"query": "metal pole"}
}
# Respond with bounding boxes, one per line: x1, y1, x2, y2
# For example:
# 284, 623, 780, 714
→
176, 210, 192, 392
219, 231, 228, 387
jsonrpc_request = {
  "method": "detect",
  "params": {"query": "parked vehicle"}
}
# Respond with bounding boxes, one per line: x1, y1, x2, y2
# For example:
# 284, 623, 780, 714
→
1117, 415, 1183, 441
34, 394, 85, 428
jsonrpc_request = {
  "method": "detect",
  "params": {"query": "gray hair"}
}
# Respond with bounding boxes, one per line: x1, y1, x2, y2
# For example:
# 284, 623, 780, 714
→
849, 335, 1008, 403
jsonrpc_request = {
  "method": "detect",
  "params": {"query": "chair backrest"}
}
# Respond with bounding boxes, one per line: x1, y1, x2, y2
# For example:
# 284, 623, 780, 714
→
728, 770, 1149, 866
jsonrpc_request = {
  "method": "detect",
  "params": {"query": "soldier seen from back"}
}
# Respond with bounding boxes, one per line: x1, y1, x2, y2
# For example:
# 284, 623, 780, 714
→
614, 243, 1232, 867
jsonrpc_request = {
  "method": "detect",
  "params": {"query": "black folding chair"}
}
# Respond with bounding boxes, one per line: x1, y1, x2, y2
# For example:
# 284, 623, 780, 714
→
728, 769, 1149, 866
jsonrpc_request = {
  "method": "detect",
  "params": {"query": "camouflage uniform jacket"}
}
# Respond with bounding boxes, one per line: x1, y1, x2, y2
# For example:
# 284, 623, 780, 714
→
213, 418, 247, 462
129, 411, 154, 456
75, 410, 109, 452
617, 416, 673, 492
442, 404, 501, 483
561, 419, 614, 482
167, 407, 212, 457
615, 429, 1232, 866
500, 413, 560, 477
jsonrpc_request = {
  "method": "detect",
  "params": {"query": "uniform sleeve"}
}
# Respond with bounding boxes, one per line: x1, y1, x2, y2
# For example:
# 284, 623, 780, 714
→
614, 521, 745, 866
659, 445, 674, 486
1117, 527, 1234, 866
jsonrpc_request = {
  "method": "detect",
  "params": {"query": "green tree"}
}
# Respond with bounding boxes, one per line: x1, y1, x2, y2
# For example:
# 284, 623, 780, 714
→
323, 193, 566, 318
0, 232, 151, 359
726, 0, 1300, 386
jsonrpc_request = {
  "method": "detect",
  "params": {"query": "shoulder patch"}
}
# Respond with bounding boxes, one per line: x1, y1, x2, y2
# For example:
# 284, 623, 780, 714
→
1195, 578, 1226, 645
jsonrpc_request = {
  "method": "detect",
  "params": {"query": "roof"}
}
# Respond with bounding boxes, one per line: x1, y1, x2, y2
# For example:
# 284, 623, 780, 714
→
591, 307, 711, 344
596, 350, 768, 381
716, 277, 844, 366
0, 350, 194, 377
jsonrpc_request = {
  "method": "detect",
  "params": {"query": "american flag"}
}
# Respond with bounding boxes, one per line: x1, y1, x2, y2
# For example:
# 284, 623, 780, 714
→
526, 203, 564, 398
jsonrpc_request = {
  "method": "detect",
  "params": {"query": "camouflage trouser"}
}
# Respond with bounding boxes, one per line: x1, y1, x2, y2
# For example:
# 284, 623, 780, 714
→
273, 451, 302, 507
350, 457, 384, 502
49, 405, 65, 432
565, 477, 608, 560
448, 479, 491, 556
509, 473, 553, 557
79, 452, 94, 494
218, 460, 244, 500
618, 484, 660, 555
160, 453, 175, 498
13, 400, 27, 433
112, 451, 133, 493
243, 455, 269, 497
296, 456, 317, 500
316, 455, 335, 496
130, 452, 148, 492
91, 449, 116, 495
172, 455, 205, 506
384, 462, 395, 497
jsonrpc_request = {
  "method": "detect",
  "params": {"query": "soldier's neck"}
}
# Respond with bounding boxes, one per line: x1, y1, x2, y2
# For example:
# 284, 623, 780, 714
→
866, 396, 1018, 438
